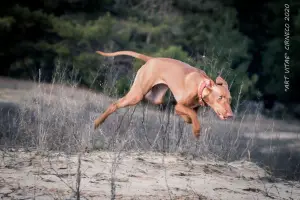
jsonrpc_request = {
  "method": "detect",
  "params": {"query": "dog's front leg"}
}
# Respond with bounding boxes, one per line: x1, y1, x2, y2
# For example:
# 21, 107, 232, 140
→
175, 104, 201, 138
175, 110, 192, 124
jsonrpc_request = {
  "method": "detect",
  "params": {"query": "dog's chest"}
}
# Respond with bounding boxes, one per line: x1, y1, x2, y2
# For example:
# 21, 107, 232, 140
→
185, 95, 200, 108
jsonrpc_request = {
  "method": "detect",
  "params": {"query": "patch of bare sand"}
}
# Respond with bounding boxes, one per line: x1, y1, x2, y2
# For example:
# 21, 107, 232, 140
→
0, 150, 299, 200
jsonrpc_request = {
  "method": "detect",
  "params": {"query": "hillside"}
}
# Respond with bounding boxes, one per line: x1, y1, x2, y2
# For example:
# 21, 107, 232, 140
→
1, 76, 300, 199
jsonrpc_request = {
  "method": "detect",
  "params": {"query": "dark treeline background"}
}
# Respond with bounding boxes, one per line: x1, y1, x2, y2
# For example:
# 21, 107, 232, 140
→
0, 0, 299, 113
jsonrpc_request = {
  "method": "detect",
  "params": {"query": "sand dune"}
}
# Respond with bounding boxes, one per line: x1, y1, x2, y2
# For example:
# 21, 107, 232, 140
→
1, 150, 299, 200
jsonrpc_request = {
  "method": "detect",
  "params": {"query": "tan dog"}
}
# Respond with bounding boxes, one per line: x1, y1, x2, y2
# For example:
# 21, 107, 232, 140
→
94, 50, 233, 138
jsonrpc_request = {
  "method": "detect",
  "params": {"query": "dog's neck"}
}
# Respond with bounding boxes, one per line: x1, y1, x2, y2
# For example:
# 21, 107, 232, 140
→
199, 80, 214, 97
196, 79, 215, 106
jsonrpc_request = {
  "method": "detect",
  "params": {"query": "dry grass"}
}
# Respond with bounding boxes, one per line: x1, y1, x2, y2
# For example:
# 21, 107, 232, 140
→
1, 70, 300, 199
1, 74, 300, 174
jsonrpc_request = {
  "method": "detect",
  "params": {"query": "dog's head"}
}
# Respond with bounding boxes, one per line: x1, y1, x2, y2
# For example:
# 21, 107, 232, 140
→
202, 76, 233, 120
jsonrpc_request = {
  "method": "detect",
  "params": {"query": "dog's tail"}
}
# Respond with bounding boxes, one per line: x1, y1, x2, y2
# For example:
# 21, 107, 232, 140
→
96, 50, 152, 62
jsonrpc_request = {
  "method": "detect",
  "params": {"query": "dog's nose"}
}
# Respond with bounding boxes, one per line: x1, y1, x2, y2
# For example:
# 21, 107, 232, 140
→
226, 112, 233, 118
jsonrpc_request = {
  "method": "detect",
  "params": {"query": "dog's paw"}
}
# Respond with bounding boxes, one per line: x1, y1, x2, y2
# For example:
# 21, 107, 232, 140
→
193, 128, 201, 138
183, 116, 192, 124
193, 131, 200, 139
94, 120, 101, 130
94, 123, 98, 130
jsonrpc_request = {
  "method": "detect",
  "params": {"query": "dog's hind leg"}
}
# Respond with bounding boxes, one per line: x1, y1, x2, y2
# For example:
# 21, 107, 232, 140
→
94, 85, 144, 129
94, 67, 153, 129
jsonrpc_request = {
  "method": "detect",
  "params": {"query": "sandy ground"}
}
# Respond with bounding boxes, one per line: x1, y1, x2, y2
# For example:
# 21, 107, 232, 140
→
0, 150, 300, 200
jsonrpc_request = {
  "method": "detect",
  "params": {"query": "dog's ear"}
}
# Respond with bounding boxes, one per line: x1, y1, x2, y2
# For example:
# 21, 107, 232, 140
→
198, 79, 213, 98
216, 76, 228, 89
202, 86, 212, 98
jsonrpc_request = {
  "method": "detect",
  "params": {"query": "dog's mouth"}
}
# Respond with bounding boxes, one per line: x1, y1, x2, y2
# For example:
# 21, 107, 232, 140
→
219, 114, 226, 120
216, 110, 228, 120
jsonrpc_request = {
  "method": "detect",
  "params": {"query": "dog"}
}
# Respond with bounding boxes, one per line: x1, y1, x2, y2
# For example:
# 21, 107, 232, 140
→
94, 50, 233, 138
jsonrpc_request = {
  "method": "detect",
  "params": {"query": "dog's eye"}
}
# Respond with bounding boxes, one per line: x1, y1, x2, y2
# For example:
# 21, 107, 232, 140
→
218, 96, 222, 100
